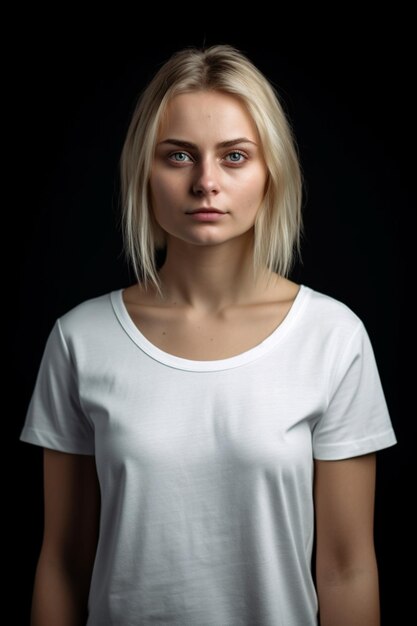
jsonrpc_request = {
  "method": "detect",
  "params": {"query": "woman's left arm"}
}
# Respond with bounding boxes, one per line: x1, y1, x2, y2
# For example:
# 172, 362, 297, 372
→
314, 453, 380, 626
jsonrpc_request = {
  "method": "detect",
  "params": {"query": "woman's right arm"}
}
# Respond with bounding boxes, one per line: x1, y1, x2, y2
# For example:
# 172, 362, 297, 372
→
31, 449, 101, 626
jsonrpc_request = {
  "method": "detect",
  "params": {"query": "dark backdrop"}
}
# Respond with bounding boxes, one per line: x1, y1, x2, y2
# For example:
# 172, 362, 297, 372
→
10, 19, 414, 625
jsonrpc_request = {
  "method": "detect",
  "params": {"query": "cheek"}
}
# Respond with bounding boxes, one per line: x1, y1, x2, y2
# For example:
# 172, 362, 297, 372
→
150, 169, 187, 207
239, 170, 267, 212
149, 174, 173, 221
149, 171, 164, 203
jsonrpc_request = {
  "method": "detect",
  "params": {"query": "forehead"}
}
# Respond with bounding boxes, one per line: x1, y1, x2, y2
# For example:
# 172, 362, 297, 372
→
158, 91, 259, 142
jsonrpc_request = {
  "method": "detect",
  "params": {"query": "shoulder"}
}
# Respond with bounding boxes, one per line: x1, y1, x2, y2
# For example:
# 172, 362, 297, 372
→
57, 290, 120, 343
295, 286, 382, 383
300, 285, 366, 344
303, 285, 360, 323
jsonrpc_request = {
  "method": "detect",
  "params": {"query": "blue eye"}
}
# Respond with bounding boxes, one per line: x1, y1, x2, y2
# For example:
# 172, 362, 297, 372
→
170, 152, 191, 162
225, 151, 246, 163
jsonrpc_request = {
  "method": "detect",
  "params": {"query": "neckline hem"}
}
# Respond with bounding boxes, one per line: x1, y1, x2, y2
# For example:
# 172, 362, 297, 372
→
110, 285, 309, 371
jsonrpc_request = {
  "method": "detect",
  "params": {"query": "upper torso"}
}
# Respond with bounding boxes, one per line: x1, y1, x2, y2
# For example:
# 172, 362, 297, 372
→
20, 284, 396, 625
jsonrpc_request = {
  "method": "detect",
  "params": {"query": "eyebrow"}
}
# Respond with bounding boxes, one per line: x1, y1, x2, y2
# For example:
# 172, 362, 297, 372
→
157, 137, 258, 149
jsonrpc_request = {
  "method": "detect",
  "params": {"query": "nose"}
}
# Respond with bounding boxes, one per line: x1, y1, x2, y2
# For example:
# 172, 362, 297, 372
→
192, 159, 220, 197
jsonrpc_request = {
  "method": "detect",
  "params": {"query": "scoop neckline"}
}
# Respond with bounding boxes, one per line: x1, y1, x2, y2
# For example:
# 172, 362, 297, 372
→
110, 285, 309, 372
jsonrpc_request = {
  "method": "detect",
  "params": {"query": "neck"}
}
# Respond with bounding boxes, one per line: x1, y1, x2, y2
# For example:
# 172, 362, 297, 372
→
156, 231, 277, 313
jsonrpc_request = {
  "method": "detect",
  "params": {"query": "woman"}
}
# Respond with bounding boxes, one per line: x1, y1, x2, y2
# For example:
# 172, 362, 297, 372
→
21, 45, 396, 625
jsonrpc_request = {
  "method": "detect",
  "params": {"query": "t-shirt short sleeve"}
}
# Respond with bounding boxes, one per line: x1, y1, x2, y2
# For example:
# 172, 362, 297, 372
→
20, 319, 95, 455
312, 321, 396, 460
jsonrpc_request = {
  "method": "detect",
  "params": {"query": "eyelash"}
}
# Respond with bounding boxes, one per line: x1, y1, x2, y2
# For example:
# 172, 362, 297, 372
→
168, 150, 248, 165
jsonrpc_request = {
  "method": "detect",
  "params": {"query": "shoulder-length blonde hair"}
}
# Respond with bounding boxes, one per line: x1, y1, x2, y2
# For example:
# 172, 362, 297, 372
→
120, 45, 302, 295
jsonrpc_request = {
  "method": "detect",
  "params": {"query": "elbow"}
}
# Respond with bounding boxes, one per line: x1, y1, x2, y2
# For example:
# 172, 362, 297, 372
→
317, 561, 378, 588
316, 545, 379, 589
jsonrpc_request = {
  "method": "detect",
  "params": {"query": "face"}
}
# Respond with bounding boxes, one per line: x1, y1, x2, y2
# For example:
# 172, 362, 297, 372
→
150, 90, 267, 248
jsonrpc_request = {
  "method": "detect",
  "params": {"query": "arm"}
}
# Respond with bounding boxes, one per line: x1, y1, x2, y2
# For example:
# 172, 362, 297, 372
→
31, 449, 101, 626
314, 453, 380, 626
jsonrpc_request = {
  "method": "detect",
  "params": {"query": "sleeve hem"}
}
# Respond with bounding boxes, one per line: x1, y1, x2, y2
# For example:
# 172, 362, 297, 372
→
20, 426, 95, 456
313, 430, 397, 460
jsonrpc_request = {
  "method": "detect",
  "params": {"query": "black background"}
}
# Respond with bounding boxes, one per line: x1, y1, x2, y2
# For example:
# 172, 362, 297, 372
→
9, 15, 414, 625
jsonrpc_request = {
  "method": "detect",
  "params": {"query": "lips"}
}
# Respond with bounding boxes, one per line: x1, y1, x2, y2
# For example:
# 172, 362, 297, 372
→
185, 208, 228, 222
187, 208, 226, 214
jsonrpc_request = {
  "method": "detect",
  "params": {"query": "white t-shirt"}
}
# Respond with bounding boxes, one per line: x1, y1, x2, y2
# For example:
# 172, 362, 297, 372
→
20, 285, 396, 625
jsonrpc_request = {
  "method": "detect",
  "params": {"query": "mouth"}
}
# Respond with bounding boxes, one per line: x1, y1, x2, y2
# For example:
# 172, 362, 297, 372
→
185, 208, 228, 222
186, 208, 226, 215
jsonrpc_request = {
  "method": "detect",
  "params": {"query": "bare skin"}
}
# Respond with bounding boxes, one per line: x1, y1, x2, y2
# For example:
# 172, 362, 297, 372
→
122, 274, 299, 361
315, 454, 380, 626
31, 90, 380, 625
31, 450, 100, 626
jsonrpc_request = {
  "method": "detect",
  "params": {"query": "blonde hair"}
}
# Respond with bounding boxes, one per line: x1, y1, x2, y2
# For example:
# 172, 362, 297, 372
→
120, 45, 302, 295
